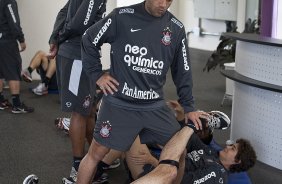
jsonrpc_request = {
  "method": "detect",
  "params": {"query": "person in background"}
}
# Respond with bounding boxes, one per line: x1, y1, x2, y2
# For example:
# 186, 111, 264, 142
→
21, 50, 57, 95
48, 0, 108, 183
132, 118, 256, 184
0, 0, 34, 113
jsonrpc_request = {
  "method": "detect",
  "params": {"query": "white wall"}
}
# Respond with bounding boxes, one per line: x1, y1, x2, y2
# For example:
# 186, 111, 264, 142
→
17, 0, 68, 70
117, 0, 143, 7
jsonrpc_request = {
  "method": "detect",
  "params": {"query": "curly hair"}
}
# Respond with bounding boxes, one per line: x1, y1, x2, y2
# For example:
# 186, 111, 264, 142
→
229, 139, 257, 173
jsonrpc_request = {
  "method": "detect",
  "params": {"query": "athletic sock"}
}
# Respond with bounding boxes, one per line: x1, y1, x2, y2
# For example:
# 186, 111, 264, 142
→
27, 67, 33, 74
73, 156, 83, 171
100, 161, 110, 168
94, 161, 104, 179
12, 94, 21, 107
43, 77, 50, 87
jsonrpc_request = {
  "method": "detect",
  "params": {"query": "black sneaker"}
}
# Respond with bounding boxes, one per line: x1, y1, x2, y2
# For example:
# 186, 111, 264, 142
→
0, 99, 12, 110
102, 159, 121, 170
23, 174, 39, 184
62, 167, 77, 184
62, 177, 76, 184
11, 103, 34, 114
204, 111, 231, 130
93, 173, 108, 184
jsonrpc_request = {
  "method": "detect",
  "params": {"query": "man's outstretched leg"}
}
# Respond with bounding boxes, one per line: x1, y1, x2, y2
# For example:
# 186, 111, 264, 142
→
77, 139, 110, 184
132, 126, 194, 184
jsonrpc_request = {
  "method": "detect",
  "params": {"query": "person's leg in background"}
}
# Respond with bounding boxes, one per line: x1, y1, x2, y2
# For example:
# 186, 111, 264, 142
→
21, 50, 56, 96
37, 56, 56, 92
32, 56, 57, 95
0, 79, 11, 110
58, 57, 110, 183
21, 50, 48, 82
101, 150, 122, 170
45, 57, 56, 80
0, 41, 33, 113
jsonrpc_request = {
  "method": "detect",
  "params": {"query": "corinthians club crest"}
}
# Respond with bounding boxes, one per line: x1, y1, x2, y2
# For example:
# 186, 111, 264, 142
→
161, 27, 172, 46
100, 121, 112, 138
83, 95, 91, 108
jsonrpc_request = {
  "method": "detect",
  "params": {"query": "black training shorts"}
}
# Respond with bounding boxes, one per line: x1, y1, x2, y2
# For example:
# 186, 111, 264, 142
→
0, 40, 22, 80
56, 55, 95, 116
94, 98, 181, 151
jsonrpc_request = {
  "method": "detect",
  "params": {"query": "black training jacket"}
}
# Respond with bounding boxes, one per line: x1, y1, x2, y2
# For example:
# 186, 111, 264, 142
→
0, 0, 24, 42
182, 134, 228, 184
82, 2, 195, 112
49, 0, 107, 59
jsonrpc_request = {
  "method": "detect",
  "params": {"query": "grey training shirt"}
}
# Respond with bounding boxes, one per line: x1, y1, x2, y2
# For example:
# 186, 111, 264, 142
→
82, 2, 195, 112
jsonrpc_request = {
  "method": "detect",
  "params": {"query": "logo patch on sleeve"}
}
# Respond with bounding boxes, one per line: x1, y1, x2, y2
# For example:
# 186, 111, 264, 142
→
119, 8, 134, 14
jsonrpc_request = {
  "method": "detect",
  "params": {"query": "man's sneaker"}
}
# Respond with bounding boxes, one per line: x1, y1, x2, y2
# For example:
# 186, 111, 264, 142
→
92, 172, 108, 184
62, 168, 108, 184
23, 174, 39, 184
62, 167, 77, 184
32, 83, 48, 95
21, 68, 32, 82
204, 111, 231, 130
0, 99, 12, 110
55, 117, 70, 134
102, 159, 121, 170
11, 103, 34, 114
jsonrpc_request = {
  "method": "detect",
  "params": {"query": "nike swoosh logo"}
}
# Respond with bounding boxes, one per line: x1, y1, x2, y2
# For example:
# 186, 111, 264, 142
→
130, 28, 142, 32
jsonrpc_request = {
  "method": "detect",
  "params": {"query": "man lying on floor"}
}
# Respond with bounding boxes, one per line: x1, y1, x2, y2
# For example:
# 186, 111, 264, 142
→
128, 106, 257, 184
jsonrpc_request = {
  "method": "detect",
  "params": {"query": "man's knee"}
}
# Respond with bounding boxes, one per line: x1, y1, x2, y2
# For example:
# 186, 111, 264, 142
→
88, 139, 110, 161
36, 50, 45, 57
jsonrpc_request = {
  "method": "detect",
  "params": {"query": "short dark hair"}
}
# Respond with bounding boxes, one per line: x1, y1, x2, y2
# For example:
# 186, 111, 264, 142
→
229, 139, 257, 173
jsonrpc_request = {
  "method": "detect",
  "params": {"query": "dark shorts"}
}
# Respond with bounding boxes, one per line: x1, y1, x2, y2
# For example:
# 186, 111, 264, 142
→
56, 55, 95, 116
94, 99, 181, 151
0, 40, 21, 80
37, 63, 58, 90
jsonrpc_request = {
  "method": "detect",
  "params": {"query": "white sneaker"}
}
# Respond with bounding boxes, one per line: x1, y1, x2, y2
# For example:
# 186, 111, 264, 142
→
62, 167, 77, 184
23, 174, 39, 184
55, 117, 70, 132
32, 83, 48, 95
21, 68, 32, 82
206, 111, 231, 130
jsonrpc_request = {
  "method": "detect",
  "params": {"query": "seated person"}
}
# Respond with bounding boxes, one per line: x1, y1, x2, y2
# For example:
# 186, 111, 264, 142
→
21, 50, 57, 95
127, 104, 256, 184
131, 119, 257, 184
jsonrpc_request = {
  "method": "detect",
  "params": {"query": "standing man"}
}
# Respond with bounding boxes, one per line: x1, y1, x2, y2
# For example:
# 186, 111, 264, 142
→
77, 0, 206, 183
48, 0, 108, 183
0, 0, 34, 113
